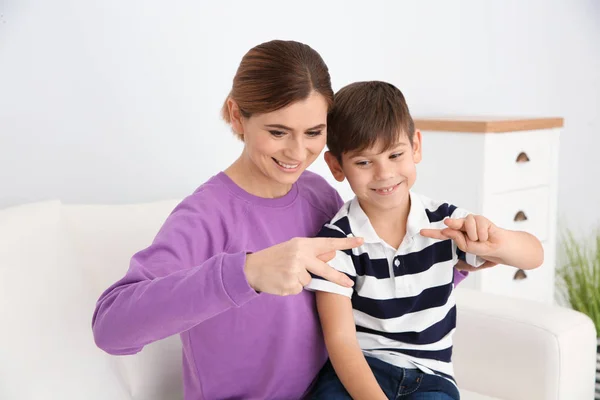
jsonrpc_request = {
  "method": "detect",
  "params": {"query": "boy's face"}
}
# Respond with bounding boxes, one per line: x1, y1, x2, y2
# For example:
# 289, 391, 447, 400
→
325, 130, 422, 212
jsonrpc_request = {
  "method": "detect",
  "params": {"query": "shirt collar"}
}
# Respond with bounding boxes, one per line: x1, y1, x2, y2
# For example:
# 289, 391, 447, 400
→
346, 192, 432, 244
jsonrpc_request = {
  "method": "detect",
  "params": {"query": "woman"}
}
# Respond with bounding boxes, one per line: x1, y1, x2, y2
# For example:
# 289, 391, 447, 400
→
92, 40, 473, 400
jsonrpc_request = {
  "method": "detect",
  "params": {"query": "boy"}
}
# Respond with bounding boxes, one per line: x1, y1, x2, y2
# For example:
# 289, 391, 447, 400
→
306, 81, 543, 400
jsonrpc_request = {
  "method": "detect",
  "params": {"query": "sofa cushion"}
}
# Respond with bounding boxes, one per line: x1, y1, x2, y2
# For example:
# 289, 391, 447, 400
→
460, 389, 502, 400
0, 201, 130, 400
61, 200, 184, 400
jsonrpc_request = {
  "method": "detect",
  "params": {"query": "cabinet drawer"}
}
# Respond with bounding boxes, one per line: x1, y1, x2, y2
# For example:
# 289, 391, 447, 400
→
479, 242, 554, 304
483, 130, 555, 193
483, 186, 550, 242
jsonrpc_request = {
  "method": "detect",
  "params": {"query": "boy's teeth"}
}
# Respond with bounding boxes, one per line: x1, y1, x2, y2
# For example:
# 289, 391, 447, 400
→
275, 159, 299, 169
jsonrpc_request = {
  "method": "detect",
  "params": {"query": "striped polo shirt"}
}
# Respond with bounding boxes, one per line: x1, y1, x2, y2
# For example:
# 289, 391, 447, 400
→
306, 191, 482, 384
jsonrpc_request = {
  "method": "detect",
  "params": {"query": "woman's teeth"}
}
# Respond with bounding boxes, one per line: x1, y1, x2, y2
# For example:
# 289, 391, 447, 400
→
274, 159, 299, 169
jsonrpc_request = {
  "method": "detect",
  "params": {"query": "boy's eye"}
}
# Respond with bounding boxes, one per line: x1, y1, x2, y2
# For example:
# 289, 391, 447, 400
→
355, 160, 371, 166
390, 152, 404, 159
305, 130, 323, 137
269, 130, 286, 138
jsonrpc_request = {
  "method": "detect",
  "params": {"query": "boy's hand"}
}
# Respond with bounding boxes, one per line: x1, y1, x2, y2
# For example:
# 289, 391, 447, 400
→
420, 214, 503, 258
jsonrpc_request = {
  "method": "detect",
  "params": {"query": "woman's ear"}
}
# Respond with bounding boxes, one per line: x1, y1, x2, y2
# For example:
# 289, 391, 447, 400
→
227, 98, 245, 137
324, 151, 346, 182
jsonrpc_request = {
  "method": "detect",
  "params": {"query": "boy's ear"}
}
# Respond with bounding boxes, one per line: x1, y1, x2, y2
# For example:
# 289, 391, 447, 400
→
324, 151, 346, 182
227, 98, 245, 136
412, 129, 423, 164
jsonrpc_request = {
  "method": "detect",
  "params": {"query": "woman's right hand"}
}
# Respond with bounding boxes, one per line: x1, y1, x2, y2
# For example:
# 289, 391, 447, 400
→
244, 237, 363, 296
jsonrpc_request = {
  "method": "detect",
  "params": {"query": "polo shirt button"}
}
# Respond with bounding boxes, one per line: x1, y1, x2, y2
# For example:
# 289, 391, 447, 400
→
394, 259, 400, 267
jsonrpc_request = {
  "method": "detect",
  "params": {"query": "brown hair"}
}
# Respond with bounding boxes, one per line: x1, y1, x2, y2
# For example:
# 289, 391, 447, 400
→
327, 81, 415, 161
222, 40, 334, 140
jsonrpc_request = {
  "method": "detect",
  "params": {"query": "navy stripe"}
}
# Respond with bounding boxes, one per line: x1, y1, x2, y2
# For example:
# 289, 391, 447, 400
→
319, 231, 453, 280
351, 283, 453, 319
331, 216, 352, 236
369, 346, 453, 363
309, 272, 356, 283
351, 253, 390, 279
425, 203, 457, 223
317, 224, 347, 239
456, 248, 466, 262
399, 240, 453, 276
355, 306, 456, 345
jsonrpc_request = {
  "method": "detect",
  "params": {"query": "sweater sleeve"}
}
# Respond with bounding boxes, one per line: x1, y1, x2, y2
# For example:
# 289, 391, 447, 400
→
92, 196, 258, 355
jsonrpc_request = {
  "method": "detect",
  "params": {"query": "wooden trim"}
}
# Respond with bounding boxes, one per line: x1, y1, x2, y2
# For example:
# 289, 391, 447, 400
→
414, 117, 564, 133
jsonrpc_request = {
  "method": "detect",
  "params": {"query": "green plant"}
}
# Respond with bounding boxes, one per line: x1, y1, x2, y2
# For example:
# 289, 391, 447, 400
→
556, 230, 600, 336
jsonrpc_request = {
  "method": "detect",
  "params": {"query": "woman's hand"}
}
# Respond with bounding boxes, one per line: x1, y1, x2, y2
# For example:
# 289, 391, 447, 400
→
244, 237, 363, 296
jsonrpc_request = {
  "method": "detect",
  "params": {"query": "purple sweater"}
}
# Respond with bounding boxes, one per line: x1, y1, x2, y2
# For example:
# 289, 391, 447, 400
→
92, 171, 467, 399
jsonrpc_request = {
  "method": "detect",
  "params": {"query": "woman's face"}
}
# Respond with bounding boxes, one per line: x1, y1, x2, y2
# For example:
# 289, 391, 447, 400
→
235, 92, 329, 191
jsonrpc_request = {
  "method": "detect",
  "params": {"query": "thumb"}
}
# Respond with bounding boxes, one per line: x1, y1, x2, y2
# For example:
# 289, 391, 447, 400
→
442, 228, 467, 250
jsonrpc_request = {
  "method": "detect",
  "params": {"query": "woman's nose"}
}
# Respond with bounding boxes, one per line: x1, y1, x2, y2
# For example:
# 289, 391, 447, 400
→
285, 136, 305, 160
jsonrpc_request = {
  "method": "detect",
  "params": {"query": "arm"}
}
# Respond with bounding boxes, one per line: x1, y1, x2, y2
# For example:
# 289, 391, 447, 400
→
316, 292, 387, 400
93, 199, 362, 354
480, 228, 543, 270
421, 214, 544, 271
92, 200, 259, 355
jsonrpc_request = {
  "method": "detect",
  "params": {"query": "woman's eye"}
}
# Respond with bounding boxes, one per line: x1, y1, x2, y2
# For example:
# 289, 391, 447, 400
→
269, 130, 286, 138
390, 152, 404, 159
305, 130, 323, 138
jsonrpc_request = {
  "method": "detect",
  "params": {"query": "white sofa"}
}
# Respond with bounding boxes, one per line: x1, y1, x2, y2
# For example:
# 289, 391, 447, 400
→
0, 200, 597, 400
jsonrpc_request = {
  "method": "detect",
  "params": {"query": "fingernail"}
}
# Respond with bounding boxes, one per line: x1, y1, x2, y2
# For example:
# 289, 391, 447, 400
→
345, 279, 354, 287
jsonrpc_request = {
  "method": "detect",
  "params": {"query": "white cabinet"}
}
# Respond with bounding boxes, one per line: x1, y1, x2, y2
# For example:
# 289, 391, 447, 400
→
412, 117, 562, 304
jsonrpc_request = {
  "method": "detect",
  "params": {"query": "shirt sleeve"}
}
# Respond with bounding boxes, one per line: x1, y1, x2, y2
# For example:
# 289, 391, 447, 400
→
450, 206, 486, 268
304, 222, 356, 298
92, 195, 258, 355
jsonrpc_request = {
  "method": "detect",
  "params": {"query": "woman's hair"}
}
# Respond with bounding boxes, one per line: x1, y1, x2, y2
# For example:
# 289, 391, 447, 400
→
222, 40, 333, 140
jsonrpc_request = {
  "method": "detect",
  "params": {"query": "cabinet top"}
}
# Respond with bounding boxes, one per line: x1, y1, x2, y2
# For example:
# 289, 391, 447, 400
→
414, 117, 564, 133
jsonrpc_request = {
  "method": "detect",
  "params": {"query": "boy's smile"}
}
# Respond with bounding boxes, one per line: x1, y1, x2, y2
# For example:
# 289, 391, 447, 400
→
325, 130, 422, 215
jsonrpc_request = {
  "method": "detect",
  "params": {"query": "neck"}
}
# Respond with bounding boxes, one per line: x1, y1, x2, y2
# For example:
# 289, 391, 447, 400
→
224, 155, 293, 199
359, 196, 411, 249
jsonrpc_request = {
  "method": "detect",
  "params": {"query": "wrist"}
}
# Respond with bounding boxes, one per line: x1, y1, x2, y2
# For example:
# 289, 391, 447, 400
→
487, 226, 508, 258
243, 252, 258, 292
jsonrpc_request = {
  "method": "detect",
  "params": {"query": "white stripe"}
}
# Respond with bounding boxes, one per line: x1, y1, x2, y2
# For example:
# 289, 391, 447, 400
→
304, 278, 353, 298
411, 357, 454, 377
357, 328, 455, 352
355, 259, 454, 300
363, 350, 417, 369
350, 242, 388, 259
367, 351, 455, 378
328, 250, 357, 277
350, 234, 450, 258
354, 295, 456, 332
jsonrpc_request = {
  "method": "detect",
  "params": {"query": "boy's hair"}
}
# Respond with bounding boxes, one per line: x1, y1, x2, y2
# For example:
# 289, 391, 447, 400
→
327, 81, 415, 161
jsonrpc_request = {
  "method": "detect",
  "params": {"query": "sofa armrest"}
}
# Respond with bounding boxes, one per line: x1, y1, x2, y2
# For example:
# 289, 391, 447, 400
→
453, 288, 597, 400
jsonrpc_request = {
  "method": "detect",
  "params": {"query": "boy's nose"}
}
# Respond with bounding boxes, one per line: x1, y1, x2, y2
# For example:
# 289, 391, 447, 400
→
374, 164, 394, 180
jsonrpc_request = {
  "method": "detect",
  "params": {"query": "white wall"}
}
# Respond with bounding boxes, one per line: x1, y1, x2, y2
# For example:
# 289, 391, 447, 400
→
1, 0, 599, 235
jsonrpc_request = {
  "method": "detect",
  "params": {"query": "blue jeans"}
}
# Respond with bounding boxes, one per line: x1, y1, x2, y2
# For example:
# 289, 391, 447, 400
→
309, 357, 460, 400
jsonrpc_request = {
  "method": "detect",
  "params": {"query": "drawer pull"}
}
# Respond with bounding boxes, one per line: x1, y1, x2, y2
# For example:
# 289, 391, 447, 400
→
513, 269, 528, 280
516, 152, 530, 163
514, 211, 528, 222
